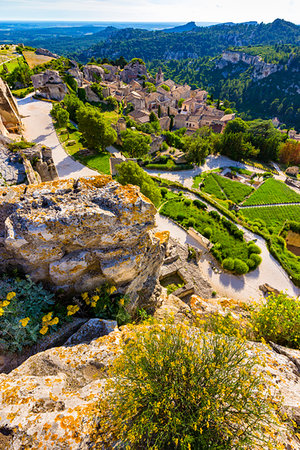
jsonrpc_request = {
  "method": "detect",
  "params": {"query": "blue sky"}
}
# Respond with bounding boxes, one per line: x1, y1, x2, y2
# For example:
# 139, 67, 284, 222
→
0, 0, 299, 23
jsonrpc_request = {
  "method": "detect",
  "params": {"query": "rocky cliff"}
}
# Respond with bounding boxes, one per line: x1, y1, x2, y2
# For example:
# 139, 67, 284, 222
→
31, 70, 68, 101
0, 78, 22, 134
0, 176, 165, 306
218, 50, 280, 80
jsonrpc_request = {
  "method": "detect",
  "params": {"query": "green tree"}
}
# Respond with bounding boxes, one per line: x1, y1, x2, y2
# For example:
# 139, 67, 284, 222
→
121, 129, 150, 158
76, 106, 117, 150
116, 161, 161, 206
224, 118, 248, 134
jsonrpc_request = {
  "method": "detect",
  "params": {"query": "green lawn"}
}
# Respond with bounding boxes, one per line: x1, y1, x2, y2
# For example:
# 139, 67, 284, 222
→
240, 205, 300, 234
57, 125, 111, 175
243, 178, 300, 206
2, 56, 23, 72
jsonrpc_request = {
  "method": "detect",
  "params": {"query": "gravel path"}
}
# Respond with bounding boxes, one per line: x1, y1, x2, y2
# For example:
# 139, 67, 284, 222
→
240, 202, 300, 208
155, 214, 300, 302
17, 95, 98, 179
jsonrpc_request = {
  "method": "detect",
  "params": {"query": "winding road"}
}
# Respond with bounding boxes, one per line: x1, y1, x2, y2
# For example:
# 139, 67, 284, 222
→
17, 95, 98, 179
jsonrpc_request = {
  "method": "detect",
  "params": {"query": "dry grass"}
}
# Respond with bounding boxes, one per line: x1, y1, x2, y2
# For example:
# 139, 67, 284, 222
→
23, 51, 54, 69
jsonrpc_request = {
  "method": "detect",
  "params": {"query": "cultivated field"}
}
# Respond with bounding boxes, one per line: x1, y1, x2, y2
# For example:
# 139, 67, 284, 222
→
241, 205, 300, 233
23, 51, 54, 69
243, 178, 300, 206
201, 173, 253, 204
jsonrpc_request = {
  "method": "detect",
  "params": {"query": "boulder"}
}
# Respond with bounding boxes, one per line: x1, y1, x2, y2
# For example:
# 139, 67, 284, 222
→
67, 68, 83, 87
0, 146, 27, 186
0, 78, 22, 133
35, 48, 59, 59
83, 65, 105, 83
120, 60, 148, 83
0, 324, 299, 449
0, 176, 166, 307
64, 319, 117, 346
31, 70, 68, 101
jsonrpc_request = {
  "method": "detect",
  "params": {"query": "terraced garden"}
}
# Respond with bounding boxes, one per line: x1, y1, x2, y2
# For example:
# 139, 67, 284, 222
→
201, 173, 253, 204
160, 194, 262, 274
243, 178, 300, 206
240, 205, 300, 234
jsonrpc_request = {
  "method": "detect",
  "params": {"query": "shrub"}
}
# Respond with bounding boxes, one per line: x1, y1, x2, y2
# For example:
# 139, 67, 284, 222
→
203, 226, 212, 239
209, 210, 220, 221
247, 243, 262, 254
0, 275, 55, 352
95, 324, 278, 449
184, 198, 192, 206
234, 259, 249, 275
177, 213, 185, 222
161, 187, 168, 197
249, 253, 262, 268
193, 199, 207, 210
222, 257, 235, 271
252, 292, 300, 349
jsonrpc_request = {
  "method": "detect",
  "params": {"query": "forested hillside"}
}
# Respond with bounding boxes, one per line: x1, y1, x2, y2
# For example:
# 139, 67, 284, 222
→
75, 19, 299, 62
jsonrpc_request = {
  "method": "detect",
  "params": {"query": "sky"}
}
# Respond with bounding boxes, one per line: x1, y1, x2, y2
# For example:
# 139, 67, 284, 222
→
0, 0, 299, 24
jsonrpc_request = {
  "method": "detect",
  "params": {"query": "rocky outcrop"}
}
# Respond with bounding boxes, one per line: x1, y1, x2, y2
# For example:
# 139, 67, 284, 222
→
67, 67, 83, 87
0, 140, 58, 186
31, 70, 68, 101
0, 322, 299, 449
0, 78, 22, 133
217, 50, 280, 80
0, 176, 166, 305
0, 146, 27, 186
83, 64, 105, 83
35, 48, 59, 59
83, 84, 101, 102
120, 60, 148, 83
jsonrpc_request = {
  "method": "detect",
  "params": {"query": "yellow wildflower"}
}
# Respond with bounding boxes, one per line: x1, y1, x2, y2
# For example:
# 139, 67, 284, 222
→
67, 305, 80, 316
39, 326, 48, 335
6, 292, 16, 301
92, 295, 99, 302
1, 300, 10, 307
42, 312, 53, 323
119, 298, 125, 307
0, 308, 4, 316
49, 317, 59, 326
19, 317, 30, 327
108, 285, 117, 294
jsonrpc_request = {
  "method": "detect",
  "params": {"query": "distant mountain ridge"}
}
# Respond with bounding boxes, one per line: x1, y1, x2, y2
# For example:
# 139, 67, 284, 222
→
161, 21, 198, 33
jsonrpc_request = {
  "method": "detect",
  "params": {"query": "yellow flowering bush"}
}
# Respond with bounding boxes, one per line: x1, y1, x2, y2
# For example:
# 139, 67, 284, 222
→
252, 292, 300, 349
94, 324, 279, 449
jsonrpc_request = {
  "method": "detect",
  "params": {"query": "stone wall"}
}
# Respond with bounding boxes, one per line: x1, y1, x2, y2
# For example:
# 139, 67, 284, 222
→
0, 176, 166, 306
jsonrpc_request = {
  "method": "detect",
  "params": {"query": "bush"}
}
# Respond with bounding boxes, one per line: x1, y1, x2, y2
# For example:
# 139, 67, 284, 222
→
247, 243, 262, 254
184, 198, 192, 206
96, 324, 278, 449
193, 199, 207, 210
222, 257, 235, 271
0, 276, 55, 352
203, 226, 212, 239
161, 187, 168, 197
252, 292, 300, 349
177, 213, 185, 222
249, 253, 262, 268
234, 259, 249, 275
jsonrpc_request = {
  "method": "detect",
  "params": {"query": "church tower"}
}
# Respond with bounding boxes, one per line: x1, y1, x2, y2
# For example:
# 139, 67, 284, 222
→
155, 67, 164, 85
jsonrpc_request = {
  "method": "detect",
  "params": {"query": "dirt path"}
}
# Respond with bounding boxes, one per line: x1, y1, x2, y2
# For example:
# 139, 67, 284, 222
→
17, 95, 98, 179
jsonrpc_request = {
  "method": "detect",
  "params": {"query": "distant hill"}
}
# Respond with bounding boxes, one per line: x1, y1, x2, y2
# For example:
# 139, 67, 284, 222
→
161, 21, 198, 33
73, 19, 299, 63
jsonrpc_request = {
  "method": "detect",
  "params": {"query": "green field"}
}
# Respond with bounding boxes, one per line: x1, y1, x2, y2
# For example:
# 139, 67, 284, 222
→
240, 205, 300, 233
57, 125, 110, 175
201, 173, 253, 204
243, 178, 300, 206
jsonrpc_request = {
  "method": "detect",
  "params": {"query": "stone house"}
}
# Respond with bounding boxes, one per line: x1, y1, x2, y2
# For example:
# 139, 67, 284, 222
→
129, 109, 150, 124
125, 91, 146, 110
159, 116, 171, 131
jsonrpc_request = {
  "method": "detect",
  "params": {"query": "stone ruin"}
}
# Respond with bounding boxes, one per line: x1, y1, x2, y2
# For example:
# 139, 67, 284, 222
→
0, 78, 22, 135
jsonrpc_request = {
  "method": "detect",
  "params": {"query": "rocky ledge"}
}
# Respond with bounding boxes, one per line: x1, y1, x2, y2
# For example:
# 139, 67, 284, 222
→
0, 176, 166, 306
0, 305, 299, 449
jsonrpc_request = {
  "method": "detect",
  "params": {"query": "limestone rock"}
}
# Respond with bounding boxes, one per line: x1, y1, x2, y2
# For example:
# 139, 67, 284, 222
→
31, 70, 68, 101
35, 48, 59, 59
0, 78, 22, 133
67, 67, 83, 87
64, 319, 117, 346
0, 146, 27, 186
0, 176, 166, 306
0, 325, 299, 449
154, 289, 191, 322
120, 60, 148, 83
83, 65, 105, 83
